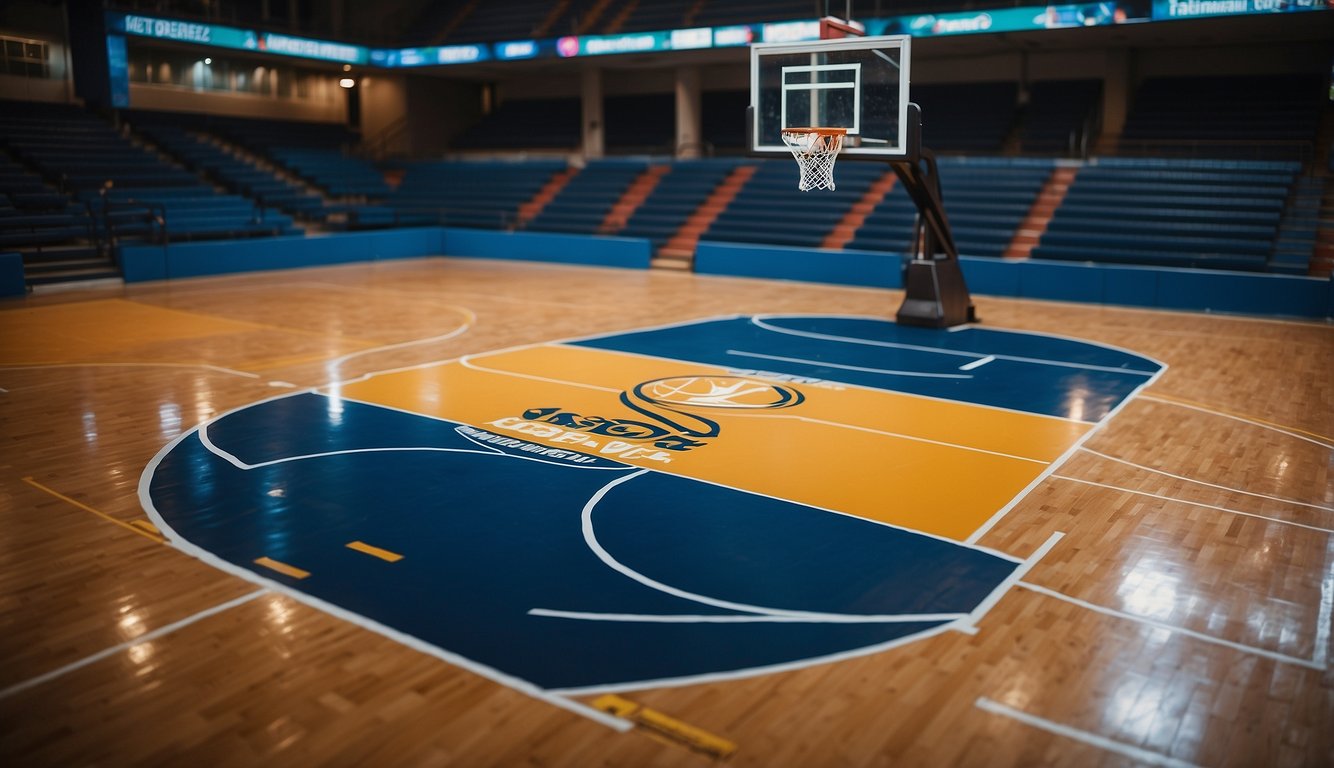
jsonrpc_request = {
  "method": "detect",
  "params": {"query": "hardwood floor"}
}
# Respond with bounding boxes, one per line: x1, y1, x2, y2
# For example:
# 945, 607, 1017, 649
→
1, 257, 1330, 766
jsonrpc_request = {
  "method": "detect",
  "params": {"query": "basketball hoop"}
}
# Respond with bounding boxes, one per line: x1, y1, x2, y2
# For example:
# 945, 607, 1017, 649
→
781, 127, 847, 192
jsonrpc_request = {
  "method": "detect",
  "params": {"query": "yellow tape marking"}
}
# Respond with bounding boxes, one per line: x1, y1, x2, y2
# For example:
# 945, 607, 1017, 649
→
592, 694, 737, 761
22, 477, 164, 544
254, 557, 310, 580
345, 540, 404, 562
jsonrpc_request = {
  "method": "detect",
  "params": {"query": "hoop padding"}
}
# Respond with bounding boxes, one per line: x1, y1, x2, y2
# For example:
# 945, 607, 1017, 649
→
781, 128, 846, 192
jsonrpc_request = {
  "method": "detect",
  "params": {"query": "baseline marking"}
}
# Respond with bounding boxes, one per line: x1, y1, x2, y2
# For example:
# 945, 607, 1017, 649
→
0, 589, 267, 701
1082, 447, 1334, 512
974, 697, 1204, 768
1052, 475, 1334, 535
749, 316, 1160, 376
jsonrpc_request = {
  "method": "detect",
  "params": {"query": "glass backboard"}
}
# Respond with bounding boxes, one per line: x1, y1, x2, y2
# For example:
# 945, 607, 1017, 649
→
750, 35, 910, 158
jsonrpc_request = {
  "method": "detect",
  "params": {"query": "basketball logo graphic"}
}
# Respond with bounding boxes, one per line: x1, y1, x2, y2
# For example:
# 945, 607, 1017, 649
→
636, 376, 805, 410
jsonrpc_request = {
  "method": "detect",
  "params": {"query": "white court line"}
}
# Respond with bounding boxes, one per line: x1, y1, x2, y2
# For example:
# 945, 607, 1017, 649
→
579, 470, 965, 623
956, 532, 1064, 634
1018, 581, 1325, 670
749, 316, 1161, 376
528, 609, 965, 624
1139, 394, 1334, 451
138, 426, 631, 733
965, 362, 1167, 545
974, 697, 1204, 768
324, 306, 475, 384
1052, 475, 1334, 534
1082, 447, 1334, 512
723, 411, 1049, 465
959, 355, 995, 371
0, 589, 268, 701
558, 339, 1092, 425
725, 349, 973, 379
460, 353, 621, 393
0, 362, 260, 379
1316, 536, 1334, 670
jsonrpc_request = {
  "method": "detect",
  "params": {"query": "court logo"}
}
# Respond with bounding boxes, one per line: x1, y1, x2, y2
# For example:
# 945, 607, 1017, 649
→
488, 376, 806, 463
635, 376, 806, 410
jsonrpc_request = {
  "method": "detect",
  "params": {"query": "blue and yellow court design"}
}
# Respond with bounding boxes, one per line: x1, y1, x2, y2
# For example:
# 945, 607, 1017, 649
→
141, 314, 1164, 695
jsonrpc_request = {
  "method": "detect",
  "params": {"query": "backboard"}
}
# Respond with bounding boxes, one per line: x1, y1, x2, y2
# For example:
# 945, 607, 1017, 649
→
750, 35, 911, 159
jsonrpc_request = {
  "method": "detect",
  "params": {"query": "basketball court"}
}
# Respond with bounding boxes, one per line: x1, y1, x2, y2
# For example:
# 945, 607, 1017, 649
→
1, 255, 1330, 766
1, 7, 1332, 766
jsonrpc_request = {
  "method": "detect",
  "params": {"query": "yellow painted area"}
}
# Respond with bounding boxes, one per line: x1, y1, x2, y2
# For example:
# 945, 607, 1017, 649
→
346, 540, 404, 562
591, 694, 737, 760
0, 299, 370, 368
339, 345, 1091, 541
254, 557, 310, 579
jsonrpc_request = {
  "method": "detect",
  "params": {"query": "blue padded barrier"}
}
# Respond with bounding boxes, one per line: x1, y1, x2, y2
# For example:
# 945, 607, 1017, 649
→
693, 240, 1331, 319
695, 241, 902, 290
0, 251, 25, 297
443, 228, 650, 269
120, 227, 442, 282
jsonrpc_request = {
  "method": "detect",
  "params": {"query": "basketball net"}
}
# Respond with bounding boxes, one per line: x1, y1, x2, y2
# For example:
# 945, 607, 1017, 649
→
781, 128, 846, 192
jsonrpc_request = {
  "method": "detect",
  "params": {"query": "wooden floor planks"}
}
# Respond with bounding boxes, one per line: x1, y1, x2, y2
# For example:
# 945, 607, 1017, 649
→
0, 257, 1330, 766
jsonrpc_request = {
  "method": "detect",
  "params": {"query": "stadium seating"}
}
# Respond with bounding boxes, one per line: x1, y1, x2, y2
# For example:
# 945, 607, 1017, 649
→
606, 94, 675, 153
913, 82, 1018, 154
134, 120, 331, 222
701, 159, 888, 249
454, 98, 581, 151
528, 159, 650, 235
446, 0, 551, 43
850, 158, 1052, 258
1118, 75, 1324, 161
611, 158, 746, 250
615, 0, 695, 33
389, 159, 568, 229
1019, 80, 1102, 156
1031, 158, 1298, 272
692, 0, 812, 27
267, 147, 391, 199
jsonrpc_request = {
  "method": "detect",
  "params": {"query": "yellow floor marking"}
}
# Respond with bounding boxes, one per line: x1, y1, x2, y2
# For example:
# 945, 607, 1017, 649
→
345, 541, 404, 562
22, 477, 164, 544
592, 694, 737, 761
254, 557, 310, 580
130, 520, 161, 536
1147, 392, 1334, 444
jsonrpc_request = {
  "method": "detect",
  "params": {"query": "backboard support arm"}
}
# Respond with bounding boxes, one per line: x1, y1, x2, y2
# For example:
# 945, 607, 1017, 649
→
888, 103, 976, 328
